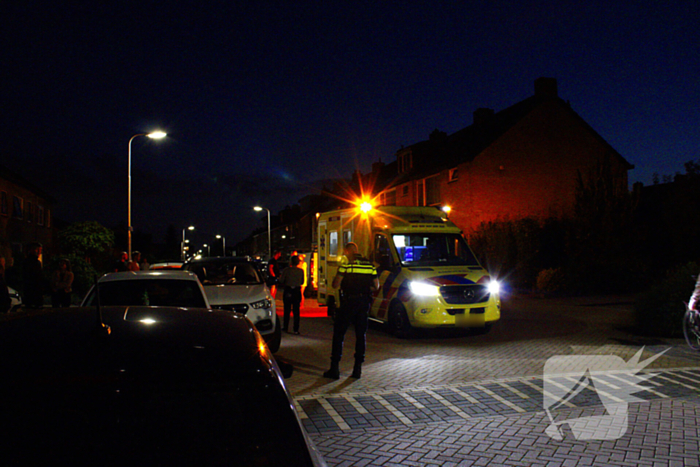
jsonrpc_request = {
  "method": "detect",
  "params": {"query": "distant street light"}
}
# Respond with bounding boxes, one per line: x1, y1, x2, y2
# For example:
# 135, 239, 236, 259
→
253, 206, 271, 260
203, 243, 210, 256
128, 131, 167, 261
181, 225, 195, 261
216, 235, 226, 257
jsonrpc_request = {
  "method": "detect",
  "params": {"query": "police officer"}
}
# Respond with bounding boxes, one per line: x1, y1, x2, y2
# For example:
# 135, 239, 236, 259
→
323, 242, 379, 380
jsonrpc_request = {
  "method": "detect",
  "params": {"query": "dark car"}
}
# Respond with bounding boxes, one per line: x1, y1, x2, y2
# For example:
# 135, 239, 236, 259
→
0, 306, 326, 466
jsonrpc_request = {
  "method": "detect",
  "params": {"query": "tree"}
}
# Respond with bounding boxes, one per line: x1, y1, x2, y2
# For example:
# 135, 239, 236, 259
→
55, 221, 115, 297
58, 221, 114, 261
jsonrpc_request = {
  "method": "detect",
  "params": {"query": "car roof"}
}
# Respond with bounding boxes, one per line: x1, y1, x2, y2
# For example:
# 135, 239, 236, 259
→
97, 270, 198, 282
184, 256, 256, 265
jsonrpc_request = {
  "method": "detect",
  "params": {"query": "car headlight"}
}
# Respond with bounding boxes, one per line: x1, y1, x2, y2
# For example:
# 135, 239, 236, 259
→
409, 281, 441, 297
487, 280, 500, 295
251, 298, 272, 309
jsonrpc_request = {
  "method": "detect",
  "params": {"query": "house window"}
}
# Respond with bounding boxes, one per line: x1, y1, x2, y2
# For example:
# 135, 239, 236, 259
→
12, 196, 23, 219
402, 185, 409, 196
384, 189, 396, 206
425, 176, 441, 205
416, 176, 441, 206
26, 202, 33, 223
398, 151, 413, 174
449, 168, 459, 182
37, 205, 44, 226
1, 191, 7, 216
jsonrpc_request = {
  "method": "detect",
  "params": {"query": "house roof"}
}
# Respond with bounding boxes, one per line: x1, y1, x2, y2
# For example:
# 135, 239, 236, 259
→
0, 163, 56, 203
376, 83, 634, 192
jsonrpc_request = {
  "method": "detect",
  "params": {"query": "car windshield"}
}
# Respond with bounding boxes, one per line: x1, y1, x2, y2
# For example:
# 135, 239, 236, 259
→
84, 279, 207, 308
393, 233, 481, 267
187, 261, 262, 285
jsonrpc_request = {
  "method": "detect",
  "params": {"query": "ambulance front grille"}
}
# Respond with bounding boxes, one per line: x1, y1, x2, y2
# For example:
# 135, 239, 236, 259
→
440, 285, 490, 305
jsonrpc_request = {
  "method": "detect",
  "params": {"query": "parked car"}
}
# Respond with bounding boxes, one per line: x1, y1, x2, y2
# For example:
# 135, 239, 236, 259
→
81, 270, 209, 309
7, 286, 21, 312
183, 257, 281, 352
0, 303, 326, 466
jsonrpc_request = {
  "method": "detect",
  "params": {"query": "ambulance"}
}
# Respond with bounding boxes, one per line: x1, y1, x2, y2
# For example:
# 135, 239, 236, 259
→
317, 203, 501, 337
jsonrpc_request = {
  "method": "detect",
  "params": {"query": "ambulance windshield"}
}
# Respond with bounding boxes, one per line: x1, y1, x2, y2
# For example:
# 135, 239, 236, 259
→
392, 233, 480, 267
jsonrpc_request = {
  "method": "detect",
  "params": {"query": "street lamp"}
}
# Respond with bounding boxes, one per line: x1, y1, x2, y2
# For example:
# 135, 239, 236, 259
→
203, 243, 209, 256
182, 225, 195, 261
216, 235, 226, 257
128, 131, 166, 261
253, 206, 271, 260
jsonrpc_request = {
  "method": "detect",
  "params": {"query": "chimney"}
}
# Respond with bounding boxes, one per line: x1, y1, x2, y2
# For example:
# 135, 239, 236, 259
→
534, 77, 558, 98
473, 108, 494, 125
372, 158, 384, 175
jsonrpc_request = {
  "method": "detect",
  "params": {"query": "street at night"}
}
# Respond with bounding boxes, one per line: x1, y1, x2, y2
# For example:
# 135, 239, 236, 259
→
275, 294, 700, 466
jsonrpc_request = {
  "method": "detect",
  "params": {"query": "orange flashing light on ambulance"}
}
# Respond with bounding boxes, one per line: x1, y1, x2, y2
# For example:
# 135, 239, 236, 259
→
317, 204, 501, 337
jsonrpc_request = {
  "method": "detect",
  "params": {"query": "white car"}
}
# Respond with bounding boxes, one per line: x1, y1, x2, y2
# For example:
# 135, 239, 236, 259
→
182, 257, 281, 352
7, 286, 22, 312
81, 270, 210, 309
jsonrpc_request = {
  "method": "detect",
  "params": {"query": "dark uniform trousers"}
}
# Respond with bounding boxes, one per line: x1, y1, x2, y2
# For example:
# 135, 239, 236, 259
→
331, 293, 371, 364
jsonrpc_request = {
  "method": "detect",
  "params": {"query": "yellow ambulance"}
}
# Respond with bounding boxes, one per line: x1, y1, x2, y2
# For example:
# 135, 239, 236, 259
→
317, 204, 501, 337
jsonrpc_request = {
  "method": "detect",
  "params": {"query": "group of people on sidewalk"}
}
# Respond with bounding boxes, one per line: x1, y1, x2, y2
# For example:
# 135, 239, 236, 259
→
1, 243, 75, 311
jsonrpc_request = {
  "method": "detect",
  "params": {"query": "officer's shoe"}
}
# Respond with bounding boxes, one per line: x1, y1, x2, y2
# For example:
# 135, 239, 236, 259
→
351, 362, 362, 379
323, 364, 340, 380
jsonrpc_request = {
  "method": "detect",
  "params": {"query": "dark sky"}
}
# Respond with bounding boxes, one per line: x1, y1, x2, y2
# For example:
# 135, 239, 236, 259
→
3, 1, 699, 248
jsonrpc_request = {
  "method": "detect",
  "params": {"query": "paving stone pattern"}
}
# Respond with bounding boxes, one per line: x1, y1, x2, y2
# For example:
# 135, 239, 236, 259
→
310, 396, 700, 467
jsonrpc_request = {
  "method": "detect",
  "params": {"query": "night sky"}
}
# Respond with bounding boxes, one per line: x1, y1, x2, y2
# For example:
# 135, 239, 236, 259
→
3, 1, 699, 248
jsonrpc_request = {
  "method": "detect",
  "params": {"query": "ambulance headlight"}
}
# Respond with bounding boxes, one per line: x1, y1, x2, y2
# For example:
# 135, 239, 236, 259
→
409, 281, 440, 297
487, 280, 500, 295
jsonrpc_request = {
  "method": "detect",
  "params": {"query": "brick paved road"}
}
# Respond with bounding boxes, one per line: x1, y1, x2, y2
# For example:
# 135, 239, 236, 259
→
275, 295, 700, 466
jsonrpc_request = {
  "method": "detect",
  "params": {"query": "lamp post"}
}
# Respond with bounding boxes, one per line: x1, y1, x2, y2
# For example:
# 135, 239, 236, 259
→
203, 244, 210, 256
128, 131, 166, 261
216, 235, 226, 256
253, 206, 271, 260
181, 225, 195, 261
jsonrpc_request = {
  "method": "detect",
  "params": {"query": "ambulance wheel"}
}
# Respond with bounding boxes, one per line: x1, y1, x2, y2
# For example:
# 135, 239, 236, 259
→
389, 303, 414, 339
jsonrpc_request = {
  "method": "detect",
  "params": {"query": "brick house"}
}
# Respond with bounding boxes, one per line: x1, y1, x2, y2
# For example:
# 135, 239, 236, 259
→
0, 164, 55, 270
372, 77, 634, 237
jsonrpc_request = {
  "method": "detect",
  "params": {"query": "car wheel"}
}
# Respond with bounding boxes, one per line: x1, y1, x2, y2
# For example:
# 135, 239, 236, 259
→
389, 302, 414, 339
266, 314, 282, 353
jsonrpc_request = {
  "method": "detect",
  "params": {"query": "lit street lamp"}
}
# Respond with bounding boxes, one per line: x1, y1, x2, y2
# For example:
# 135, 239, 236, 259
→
128, 131, 167, 261
253, 206, 271, 260
182, 225, 195, 261
216, 235, 226, 257
203, 243, 210, 256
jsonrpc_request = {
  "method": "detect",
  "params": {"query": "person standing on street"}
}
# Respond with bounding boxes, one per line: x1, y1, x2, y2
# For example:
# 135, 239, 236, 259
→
268, 251, 282, 299
50, 258, 74, 308
22, 242, 44, 309
278, 255, 305, 334
323, 242, 379, 380
128, 251, 141, 271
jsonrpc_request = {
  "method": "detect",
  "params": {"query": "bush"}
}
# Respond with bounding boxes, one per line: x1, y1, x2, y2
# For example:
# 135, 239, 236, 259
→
633, 262, 698, 337
536, 268, 565, 295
